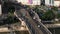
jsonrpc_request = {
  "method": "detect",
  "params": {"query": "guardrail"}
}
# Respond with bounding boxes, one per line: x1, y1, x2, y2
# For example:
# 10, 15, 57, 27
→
14, 11, 34, 34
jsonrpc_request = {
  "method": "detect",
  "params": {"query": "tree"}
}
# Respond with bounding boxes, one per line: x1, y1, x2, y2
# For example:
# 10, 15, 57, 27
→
41, 10, 55, 20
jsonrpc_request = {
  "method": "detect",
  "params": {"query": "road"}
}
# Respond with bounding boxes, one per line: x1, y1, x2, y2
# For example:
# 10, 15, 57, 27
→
29, 10, 52, 34
14, 8, 52, 34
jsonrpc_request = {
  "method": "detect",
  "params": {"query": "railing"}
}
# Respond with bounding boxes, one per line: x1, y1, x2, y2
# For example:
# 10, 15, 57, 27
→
14, 11, 34, 34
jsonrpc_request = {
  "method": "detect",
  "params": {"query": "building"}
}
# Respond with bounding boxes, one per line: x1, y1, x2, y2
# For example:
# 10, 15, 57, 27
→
45, 0, 54, 6
16, 0, 50, 5
45, 0, 60, 7
16, 0, 54, 6
54, 0, 60, 7
16, 0, 41, 5
33, 0, 40, 5
1, 0, 60, 7
42, 0, 60, 7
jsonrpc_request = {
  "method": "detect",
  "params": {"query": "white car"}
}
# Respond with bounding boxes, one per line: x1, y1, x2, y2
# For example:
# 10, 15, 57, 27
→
38, 25, 40, 27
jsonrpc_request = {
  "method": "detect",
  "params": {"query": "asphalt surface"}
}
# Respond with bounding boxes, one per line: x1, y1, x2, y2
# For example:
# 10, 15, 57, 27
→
14, 8, 52, 34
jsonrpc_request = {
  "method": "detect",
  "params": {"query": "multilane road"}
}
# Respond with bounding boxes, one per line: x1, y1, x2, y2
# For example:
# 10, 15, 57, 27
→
14, 8, 52, 34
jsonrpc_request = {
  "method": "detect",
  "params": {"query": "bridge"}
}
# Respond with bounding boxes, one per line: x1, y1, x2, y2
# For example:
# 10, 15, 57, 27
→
14, 8, 52, 34
0, 1, 52, 34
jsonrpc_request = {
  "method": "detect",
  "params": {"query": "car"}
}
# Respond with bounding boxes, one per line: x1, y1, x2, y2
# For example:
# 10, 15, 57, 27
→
38, 25, 40, 27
